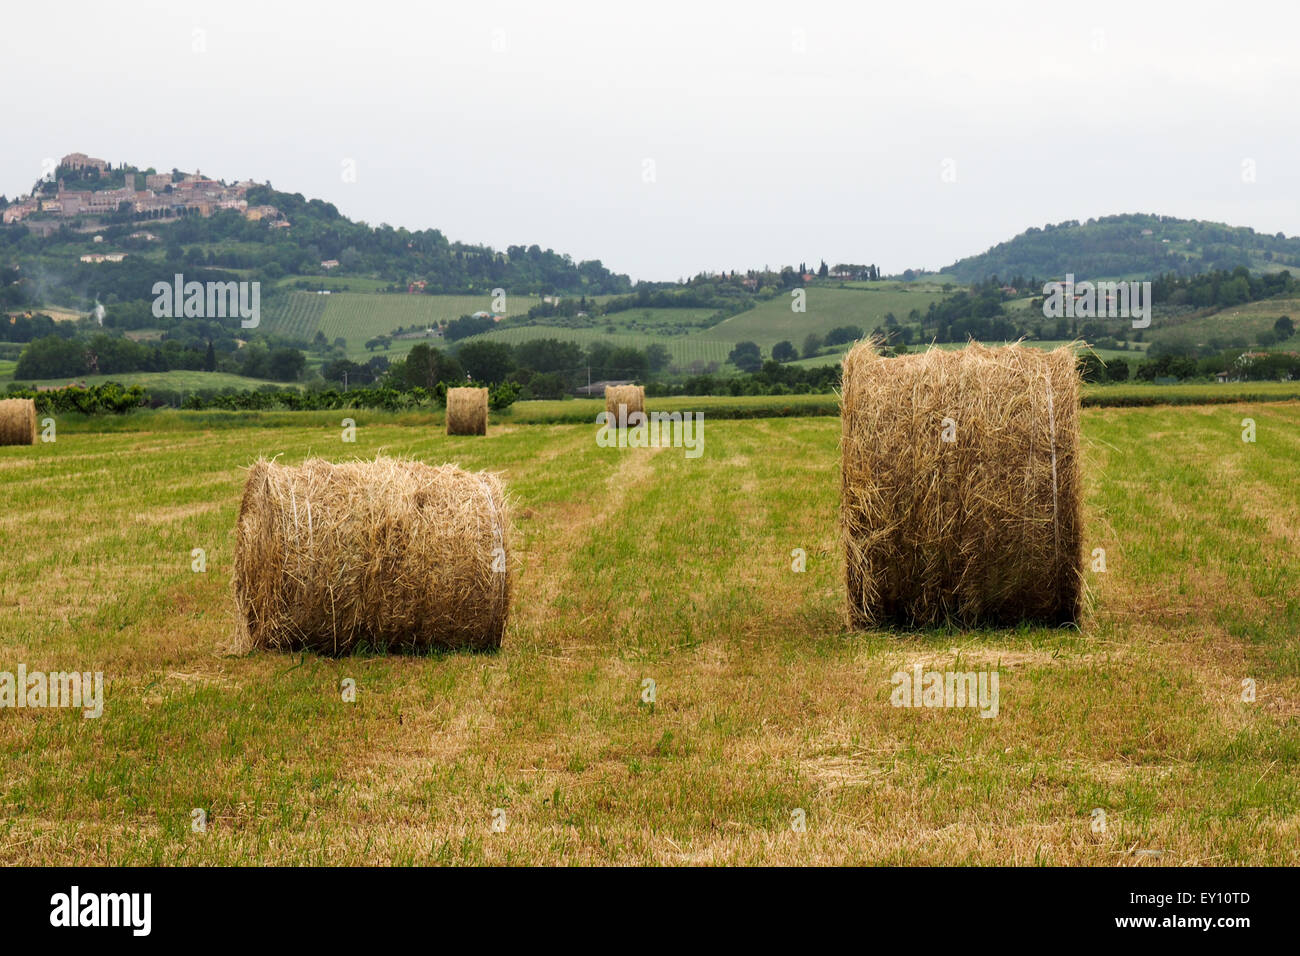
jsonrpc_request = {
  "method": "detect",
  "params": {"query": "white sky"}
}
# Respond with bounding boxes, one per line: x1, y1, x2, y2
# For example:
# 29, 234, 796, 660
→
3, 0, 1298, 281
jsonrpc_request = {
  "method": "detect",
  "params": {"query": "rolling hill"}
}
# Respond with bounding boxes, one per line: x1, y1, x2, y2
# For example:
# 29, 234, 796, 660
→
940, 213, 1300, 284
456, 284, 954, 372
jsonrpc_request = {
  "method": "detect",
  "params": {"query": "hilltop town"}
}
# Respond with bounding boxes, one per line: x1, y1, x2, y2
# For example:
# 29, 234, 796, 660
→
1, 152, 285, 234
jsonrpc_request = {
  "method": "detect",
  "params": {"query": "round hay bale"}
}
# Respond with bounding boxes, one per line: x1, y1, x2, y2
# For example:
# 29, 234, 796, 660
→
604, 384, 645, 426
233, 457, 511, 654
0, 398, 37, 446
841, 342, 1083, 628
446, 387, 488, 436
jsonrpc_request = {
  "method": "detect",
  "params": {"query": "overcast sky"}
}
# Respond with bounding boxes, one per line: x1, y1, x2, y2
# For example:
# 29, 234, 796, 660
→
3, 0, 1298, 281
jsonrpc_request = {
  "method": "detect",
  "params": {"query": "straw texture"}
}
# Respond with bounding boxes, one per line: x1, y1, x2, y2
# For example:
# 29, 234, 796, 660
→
233, 456, 511, 654
604, 385, 645, 425
446, 387, 488, 435
0, 399, 37, 446
841, 342, 1083, 628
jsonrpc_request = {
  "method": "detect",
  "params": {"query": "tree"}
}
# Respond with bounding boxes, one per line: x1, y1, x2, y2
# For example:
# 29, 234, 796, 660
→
817, 260, 829, 279
1079, 353, 1106, 383
204, 339, 216, 372
771, 340, 797, 363
824, 325, 865, 347
523, 371, 568, 399
323, 358, 368, 385
1275, 315, 1295, 340
404, 343, 462, 390
14, 336, 87, 379
444, 314, 495, 341
802, 333, 823, 358
515, 338, 583, 375
728, 340, 762, 373
456, 340, 516, 383
644, 343, 672, 373
239, 341, 270, 379
267, 347, 306, 382
606, 346, 649, 381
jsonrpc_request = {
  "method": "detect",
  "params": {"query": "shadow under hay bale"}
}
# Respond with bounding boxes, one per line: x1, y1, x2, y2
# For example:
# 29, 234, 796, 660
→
841, 342, 1083, 629
604, 384, 645, 426
446, 387, 488, 436
233, 457, 511, 655
0, 399, 37, 446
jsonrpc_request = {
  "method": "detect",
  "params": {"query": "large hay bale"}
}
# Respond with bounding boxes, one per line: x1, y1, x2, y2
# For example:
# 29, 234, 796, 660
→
841, 342, 1083, 628
0, 399, 37, 446
446, 387, 488, 436
233, 457, 511, 654
604, 385, 645, 426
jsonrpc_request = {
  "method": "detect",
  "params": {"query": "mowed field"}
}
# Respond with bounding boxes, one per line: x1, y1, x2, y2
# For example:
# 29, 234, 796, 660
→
0, 403, 1297, 864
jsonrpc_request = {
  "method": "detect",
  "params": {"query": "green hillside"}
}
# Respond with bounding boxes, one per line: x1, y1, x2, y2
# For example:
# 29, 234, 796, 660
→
276, 274, 395, 293
709, 286, 947, 349
264, 291, 511, 347
1141, 297, 1300, 352
263, 283, 956, 373
513, 306, 722, 336
465, 325, 735, 369
941, 213, 1300, 284
457, 285, 953, 372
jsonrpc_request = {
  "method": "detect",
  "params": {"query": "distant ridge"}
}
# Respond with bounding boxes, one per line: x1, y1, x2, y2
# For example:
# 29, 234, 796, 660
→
939, 214, 1300, 284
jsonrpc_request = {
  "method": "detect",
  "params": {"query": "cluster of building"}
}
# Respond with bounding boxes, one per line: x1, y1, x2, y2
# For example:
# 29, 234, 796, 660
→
2, 153, 287, 230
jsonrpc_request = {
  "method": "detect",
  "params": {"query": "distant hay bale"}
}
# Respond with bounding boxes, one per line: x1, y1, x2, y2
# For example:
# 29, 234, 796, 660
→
841, 342, 1083, 628
446, 387, 488, 435
0, 399, 37, 446
604, 385, 645, 426
233, 457, 511, 654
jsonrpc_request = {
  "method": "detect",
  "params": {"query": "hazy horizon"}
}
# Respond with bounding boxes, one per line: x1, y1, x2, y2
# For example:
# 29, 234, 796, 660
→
4, 0, 1299, 282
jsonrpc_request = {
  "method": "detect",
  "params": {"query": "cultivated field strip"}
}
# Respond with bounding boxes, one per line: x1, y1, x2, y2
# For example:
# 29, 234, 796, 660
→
0, 407, 1296, 864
